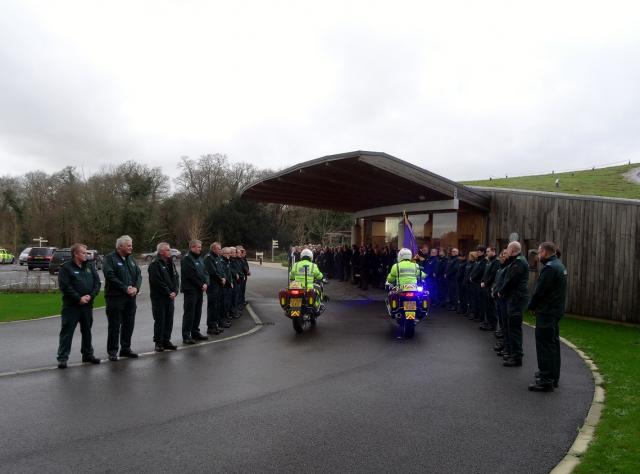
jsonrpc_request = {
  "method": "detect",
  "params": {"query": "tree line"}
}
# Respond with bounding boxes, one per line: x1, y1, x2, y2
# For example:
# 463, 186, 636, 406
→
0, 154, 352, 256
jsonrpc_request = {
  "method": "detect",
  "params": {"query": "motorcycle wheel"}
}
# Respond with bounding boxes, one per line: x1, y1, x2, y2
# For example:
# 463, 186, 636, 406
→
402, 319, 415, 339
292, 318, 305, 333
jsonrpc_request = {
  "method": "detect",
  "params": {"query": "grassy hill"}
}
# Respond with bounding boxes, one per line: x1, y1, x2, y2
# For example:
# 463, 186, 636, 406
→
462, 163, 640, 200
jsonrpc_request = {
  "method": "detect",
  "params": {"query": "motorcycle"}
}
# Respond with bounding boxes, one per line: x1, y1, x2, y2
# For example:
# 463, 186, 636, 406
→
278, 268, 327, 334
385, 283, 430, 338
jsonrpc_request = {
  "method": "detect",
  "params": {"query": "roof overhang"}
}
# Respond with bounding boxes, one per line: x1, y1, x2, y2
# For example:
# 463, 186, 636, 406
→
240, 151, 490, 213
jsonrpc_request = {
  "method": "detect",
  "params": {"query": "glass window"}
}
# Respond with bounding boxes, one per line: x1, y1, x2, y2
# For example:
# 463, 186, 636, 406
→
385, 217, 400, 244
432, 212, 458, 248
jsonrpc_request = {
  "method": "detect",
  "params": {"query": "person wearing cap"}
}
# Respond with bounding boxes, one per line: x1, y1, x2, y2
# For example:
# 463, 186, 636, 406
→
496, 241, 529, 367
528, 241, 567, 392
444, 248, 460, 311
386, 248, 427, 287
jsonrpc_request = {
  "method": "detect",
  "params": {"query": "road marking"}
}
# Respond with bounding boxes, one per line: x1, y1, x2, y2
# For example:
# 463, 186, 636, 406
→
0, 303, 264, 378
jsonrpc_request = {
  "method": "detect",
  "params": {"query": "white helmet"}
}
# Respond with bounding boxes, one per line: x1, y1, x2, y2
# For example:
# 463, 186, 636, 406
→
301, 248, 313, 260
398, 248, 412, 261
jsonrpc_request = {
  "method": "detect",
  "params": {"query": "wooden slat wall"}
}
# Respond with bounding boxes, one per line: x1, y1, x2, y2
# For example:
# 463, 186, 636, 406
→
485, 190, 640, 323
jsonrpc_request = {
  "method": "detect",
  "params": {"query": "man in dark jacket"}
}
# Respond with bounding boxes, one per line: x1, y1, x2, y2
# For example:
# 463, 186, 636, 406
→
56, 243, 102, 368
480, 246, 499, 331
204, 242, 228, 335
237, 246, 251, 309
180, 239, 209, 344
148, 242, 180, 351
492, 250, 509, 354
469, 246, 487, 321
229, 247, 244, 318
528, 241, 567, 392
455, 252, 468, 314
221, 247, 235, 323
103, 235, 142, 361
444, 248, 460, 311
496, 241, 529, 367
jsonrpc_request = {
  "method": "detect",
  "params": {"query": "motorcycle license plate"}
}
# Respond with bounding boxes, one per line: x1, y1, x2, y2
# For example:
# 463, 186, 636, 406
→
403, 301, 417, 310
290, 298, 302, 308
405, 312, 416, 320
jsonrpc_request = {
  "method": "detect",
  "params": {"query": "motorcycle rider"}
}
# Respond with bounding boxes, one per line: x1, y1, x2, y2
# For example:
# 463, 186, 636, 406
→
386, 248, 427, 288
289, 248, 325, 310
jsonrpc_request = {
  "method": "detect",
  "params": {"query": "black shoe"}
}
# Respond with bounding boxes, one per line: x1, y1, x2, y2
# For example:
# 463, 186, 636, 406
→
535, 373, 559, 388
528, 381, 554, 392
119, 351, 139, 358
82, 355, 101, 364
221, 321, 232, 328
503, 358, 523, 367
57, 361, 67, 369
183, 338, 196, 345
155, 343, 164, 352
162, 341, 178, 350
494, 330, 503, 338
193, 333, 209, 341
467, 313, 475, 320
108, 354, 118, 361
479, 324, 489, 331
493, 345, 504, 352
207, 327, 223, 335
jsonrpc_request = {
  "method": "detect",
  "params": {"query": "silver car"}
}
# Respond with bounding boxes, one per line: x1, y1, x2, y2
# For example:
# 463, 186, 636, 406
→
19, 247, 32, 266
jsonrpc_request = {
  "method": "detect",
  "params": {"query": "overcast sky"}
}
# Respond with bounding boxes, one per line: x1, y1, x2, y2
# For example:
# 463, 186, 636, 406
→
1, 0, 639, 181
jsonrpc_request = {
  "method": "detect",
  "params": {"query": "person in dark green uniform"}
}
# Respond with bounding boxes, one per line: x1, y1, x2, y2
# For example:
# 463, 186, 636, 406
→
469, 246, 487, 322
221, 247, 235, 325
180, 239, 209, 344
204, 242, 227, 335
103, 235, 142, 361
528, 241, 567, 392
148, 242, 180, 352
56, 243, 102, 368
480, 247, 499, 331
229, 247, 244, 318
496, 241, 529, 367
492, 250, 509, 355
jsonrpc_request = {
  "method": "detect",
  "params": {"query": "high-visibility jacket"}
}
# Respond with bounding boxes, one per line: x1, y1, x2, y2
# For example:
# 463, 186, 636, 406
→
289, 260, 323, 289
386, 260, 426, 286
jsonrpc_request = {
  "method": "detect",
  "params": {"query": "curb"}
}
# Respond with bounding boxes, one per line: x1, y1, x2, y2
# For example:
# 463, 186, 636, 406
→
523, 321, 605, 474
0, 303, 264, 378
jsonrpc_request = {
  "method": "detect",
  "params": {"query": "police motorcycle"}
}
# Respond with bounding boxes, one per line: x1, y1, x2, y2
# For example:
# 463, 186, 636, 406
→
278, 249, 327, 334
385, 249, 430, 339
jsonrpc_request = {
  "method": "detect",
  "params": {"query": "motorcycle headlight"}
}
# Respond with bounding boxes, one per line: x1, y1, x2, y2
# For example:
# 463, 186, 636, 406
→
417, 286, 424, 292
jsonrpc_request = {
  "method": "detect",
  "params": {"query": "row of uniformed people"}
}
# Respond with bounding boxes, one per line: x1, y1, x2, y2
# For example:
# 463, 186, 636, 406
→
55, 239, 250, 368
166, 240, 250, 346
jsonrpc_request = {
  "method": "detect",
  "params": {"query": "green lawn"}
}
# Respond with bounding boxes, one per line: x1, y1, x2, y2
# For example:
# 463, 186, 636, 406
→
525, 313, 640, 473
0, 291, 106, 322
463, 163, 640, 199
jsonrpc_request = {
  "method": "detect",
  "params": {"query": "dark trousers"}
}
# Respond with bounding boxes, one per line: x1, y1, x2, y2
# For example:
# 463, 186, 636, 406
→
447, 280, 458, 308
483, 289, 497, 327
535, 313, 561, 384
240, 278, 247, 305
223, 287, 233, 319
230, 280, 241, 315
437, 278, 447, 305
496, 299, 506, 334
207, 285, 223, 329
359, 269, 370, 290
151, 297, 174, 343
505, 296, 527, 359
458, 283, 468, 313
106, 296, 137, 355
57, 305, 94, 362
182, 290, 203, 339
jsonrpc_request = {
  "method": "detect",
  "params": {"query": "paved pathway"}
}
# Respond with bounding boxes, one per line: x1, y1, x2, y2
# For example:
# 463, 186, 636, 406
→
0, 265, 594, 473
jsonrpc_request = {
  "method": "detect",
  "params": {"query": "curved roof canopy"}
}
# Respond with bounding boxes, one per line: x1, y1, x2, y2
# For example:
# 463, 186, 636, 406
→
240, 151, 490, 213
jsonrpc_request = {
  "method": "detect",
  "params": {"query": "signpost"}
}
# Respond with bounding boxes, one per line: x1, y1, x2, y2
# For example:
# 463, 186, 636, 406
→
271, 239, 279, 262
32, 236, 48, 246
256, 251, 264, 265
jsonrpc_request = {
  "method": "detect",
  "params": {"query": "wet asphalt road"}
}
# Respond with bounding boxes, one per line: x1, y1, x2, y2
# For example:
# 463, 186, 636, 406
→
0, 264, 593, 473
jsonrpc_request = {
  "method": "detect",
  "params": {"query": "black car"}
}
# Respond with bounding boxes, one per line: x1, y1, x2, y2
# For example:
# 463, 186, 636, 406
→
86, 249, 103, 270
27, 247, 57, 271
49, 248, 72, 274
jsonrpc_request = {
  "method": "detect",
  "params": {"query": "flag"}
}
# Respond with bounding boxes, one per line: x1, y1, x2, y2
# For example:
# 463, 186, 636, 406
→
402, 211, 418, 256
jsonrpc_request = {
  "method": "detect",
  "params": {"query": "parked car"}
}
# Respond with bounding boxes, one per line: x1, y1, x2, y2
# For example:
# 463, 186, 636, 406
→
19, 247, 32, 265
86, 249, 103, 270
27, 247, 57, 271
142, 248, 182, 262
0, 248, 15, 264
49, 248, 72, 274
